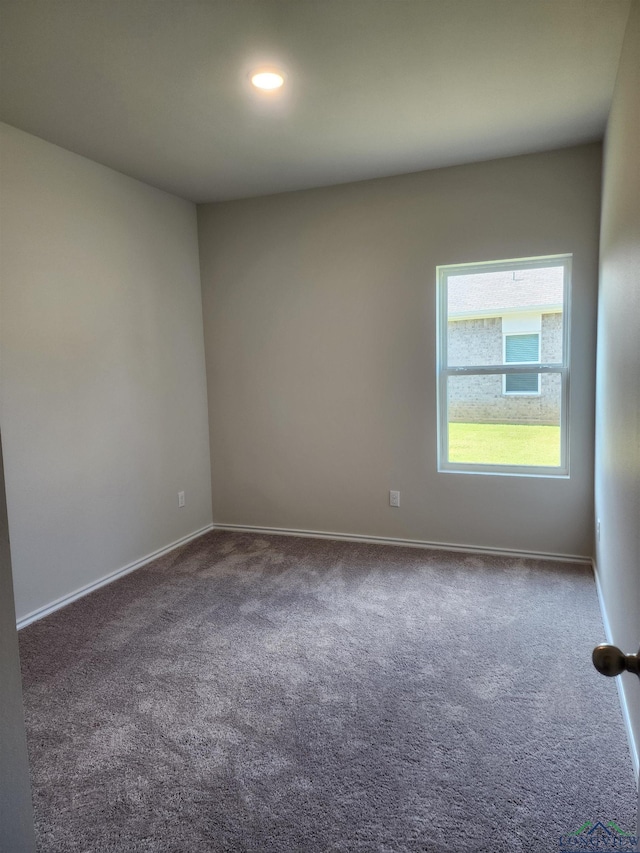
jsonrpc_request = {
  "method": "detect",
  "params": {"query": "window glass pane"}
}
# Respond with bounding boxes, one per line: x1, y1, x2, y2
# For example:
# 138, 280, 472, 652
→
505, 373, 539, 394
505, 333, 539, 363
447, 373, 561, 467
447, 266, 564, 367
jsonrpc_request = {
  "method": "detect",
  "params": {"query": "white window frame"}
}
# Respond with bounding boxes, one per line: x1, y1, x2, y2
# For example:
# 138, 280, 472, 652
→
436, 254, 571, 477
502, 332, 541, 396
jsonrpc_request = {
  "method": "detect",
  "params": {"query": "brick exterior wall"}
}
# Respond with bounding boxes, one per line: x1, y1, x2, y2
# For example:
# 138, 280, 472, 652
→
447, 313, 562, 425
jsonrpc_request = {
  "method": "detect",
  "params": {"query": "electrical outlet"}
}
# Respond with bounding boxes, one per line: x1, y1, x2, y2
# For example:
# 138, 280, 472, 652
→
178, 491, 185, 508
389, 490, 400, 507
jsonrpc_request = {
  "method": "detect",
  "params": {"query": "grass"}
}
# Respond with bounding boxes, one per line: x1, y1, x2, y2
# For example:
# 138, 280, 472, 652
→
448, 422, 561, 467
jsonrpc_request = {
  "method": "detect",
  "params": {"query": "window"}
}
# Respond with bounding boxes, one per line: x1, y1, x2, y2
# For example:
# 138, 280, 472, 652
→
437, 255, 570, 476
503, 333, 540, 394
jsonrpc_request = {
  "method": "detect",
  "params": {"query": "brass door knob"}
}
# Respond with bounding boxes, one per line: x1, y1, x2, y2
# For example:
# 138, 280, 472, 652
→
592, 644, 640, 678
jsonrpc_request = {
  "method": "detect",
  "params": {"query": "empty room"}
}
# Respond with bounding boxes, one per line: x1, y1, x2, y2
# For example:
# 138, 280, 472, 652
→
1, 1, 639, 851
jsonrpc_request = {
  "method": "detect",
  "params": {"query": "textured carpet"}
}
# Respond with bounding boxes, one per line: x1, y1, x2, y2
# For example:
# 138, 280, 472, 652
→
19, 531, 637, 852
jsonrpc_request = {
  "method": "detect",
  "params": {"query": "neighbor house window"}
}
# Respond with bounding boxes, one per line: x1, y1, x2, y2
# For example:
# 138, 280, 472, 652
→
437, 255, 570, 476
503, 333, 540, 394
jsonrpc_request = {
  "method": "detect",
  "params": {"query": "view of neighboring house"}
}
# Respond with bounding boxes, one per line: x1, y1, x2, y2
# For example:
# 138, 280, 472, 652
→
447, 265, 564, 425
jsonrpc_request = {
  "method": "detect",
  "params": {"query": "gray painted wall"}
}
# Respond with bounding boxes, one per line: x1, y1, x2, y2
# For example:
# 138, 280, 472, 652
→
0, 123, 213, 623
198, 144, 601, 557
0, 433, 35, 852
595, 0, 640, 767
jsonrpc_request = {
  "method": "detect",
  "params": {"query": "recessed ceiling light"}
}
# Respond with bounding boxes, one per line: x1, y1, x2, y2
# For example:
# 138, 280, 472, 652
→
250, 70, 285, 91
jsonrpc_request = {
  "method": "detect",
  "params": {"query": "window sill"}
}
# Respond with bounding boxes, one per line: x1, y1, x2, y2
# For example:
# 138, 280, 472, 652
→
438, 463, 569, 479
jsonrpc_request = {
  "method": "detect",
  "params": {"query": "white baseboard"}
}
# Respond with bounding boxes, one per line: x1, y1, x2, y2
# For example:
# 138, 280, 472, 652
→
16, 524, 214, 630
593, 558, 640, 785
212, 522, 592, 565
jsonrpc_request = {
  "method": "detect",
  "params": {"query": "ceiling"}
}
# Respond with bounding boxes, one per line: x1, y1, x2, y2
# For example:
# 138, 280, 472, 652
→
0, 0, 631, 203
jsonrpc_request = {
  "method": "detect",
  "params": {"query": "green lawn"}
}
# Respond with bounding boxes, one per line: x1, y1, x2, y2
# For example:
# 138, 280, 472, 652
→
448, 422, 561, 467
